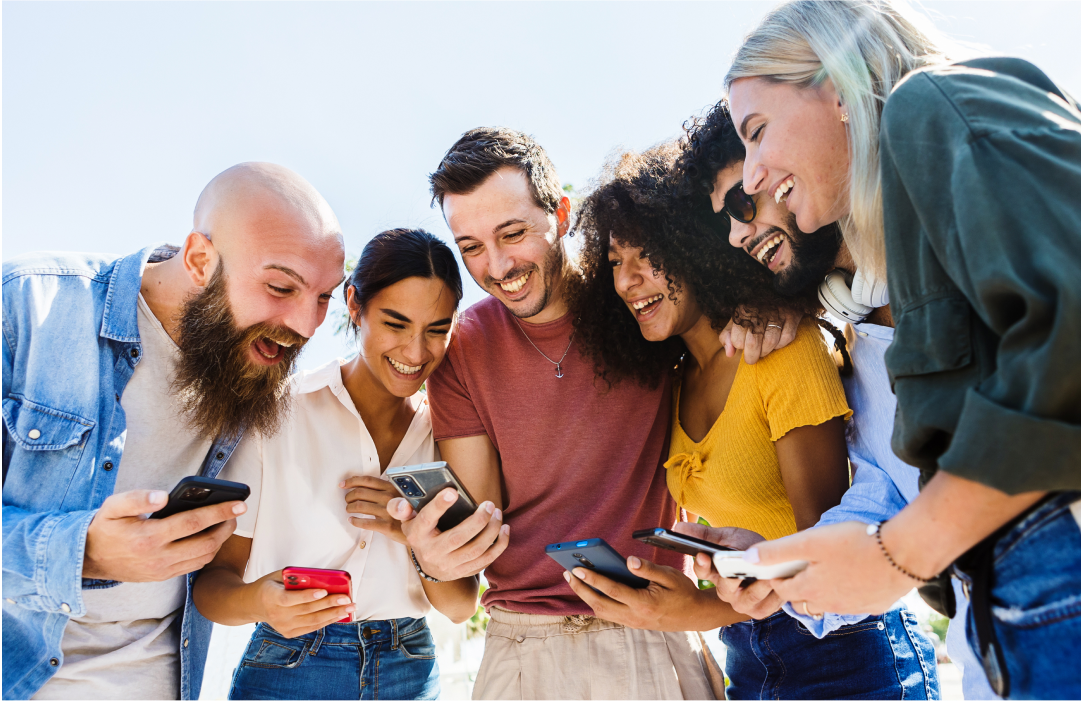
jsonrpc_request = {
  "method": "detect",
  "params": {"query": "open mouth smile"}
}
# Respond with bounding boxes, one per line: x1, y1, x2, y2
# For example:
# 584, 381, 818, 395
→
771, 175, 795, 205
387, 356, 423, 376
749, 233, 788, 271
629, 293, 664, 319
252, 337, 294, 364
498, 272, 531, 296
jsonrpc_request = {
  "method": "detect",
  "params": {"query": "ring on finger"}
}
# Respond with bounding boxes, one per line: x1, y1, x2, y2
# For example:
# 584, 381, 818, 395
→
766, 323, 783, 330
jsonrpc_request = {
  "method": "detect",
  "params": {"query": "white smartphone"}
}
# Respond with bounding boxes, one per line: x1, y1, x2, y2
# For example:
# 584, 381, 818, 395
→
712, 551, 809, 580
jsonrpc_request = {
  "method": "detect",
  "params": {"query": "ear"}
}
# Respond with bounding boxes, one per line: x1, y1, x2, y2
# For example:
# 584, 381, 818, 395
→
182, 232, 218, 287
555, 196, 572, 238
345, 284, 363, 329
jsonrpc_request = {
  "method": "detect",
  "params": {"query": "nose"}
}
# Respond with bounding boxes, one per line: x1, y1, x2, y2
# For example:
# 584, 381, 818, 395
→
401, 329, 430, 366
729, 218, 756, 250
743, 152, 768, 196
488, 248, 516, 281
282, 299, 323, 340
612, 260, 640, 299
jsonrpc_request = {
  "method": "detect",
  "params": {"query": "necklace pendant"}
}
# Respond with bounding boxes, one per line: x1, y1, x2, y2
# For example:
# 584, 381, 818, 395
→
555, 364, 564, 379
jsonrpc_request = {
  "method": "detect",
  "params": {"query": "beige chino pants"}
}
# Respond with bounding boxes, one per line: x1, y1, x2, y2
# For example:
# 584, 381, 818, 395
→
472, 607, 725, 700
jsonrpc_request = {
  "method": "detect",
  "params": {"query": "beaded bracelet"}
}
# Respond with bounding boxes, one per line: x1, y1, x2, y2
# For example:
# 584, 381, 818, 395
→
410, 548, 443, 583
866, 521, 934, 584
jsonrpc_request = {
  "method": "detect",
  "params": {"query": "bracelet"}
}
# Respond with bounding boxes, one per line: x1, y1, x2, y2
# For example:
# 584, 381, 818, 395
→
866, 521, 934, 584
410, 549, 443, 584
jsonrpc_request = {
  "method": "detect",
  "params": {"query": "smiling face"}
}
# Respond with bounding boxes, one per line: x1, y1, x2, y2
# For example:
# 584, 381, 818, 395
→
713, 161, 843, 295
349, 276, 457, 398
443, 167, 569, 322
608, 236, 702, 342
727, 77, 851, 236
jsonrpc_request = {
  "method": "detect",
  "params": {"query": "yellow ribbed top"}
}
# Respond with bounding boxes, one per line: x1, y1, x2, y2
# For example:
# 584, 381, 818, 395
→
665, 319, 852, 541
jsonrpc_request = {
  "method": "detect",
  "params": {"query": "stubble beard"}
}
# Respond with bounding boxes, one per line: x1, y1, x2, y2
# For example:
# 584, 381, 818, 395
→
773, 215, 844, 296
489, 237, 566, 320
171, 262, 307, 441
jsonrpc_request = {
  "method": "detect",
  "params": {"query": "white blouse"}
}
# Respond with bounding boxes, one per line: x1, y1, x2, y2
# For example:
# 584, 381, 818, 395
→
222, 358, 434, 621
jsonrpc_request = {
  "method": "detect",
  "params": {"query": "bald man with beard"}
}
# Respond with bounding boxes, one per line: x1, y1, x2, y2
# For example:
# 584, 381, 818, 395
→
2, 163, 345, 700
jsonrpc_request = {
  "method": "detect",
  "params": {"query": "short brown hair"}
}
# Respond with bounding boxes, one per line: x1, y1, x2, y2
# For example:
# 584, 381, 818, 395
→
430, 127, 563, 214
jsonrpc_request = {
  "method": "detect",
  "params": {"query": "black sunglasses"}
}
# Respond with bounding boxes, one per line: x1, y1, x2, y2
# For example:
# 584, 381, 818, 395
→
723, 181, 757, 224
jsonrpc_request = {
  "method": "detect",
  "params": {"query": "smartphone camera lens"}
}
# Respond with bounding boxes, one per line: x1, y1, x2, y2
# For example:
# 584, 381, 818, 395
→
394, 477, 424, 499
180, 487, 212, 502
572, 553, 595, 568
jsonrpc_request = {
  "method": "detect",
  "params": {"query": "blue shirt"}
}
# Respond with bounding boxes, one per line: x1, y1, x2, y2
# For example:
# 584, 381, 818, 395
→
2, 246, 241, 700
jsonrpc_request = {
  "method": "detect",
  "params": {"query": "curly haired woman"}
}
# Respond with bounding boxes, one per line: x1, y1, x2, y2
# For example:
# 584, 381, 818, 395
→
563, 142, 939, 700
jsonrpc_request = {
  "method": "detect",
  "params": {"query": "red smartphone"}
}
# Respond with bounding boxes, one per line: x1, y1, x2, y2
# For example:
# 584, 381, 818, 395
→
282, 566, 353, 623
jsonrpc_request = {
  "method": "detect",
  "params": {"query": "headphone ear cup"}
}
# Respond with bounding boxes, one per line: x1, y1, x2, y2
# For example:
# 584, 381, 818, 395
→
850, 269, 890, 308
818, 270, 872, 323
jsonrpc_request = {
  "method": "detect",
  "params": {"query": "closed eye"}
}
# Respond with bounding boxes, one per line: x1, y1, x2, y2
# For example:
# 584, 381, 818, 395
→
268, 284, 293, 295
750, 124, 764, 142
384, 322, 405, 330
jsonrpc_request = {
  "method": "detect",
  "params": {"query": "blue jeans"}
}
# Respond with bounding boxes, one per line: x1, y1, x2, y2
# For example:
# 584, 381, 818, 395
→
229, 617, 439, 700
958, 492, 1081, 699
721, 607, 939, 700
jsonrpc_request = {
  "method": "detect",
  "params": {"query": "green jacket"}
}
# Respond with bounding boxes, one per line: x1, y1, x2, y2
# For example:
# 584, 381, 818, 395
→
880, 57, 1081, 495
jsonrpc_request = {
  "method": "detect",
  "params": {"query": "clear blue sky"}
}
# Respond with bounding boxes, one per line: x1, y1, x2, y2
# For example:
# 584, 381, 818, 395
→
5, 1, 1079, 369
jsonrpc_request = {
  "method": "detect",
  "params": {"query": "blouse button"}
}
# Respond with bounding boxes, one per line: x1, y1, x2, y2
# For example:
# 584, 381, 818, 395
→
28, 429, 41, 440
359, 541, 367, 549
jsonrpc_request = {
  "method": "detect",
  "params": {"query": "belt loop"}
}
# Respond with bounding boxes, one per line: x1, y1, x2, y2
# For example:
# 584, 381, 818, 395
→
308, 626, 325, 656
391, 618, 399, 650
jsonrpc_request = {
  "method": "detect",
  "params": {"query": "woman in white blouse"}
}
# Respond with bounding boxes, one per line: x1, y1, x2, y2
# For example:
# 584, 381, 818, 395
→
194, 229, 483, 700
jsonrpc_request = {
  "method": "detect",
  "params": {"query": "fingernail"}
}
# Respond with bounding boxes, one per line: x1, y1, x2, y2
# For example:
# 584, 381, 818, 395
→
628, 556, 641, 569
149, 491, 168, 505
697, 553, 710, 567
233, 503, 247, 515
484, 502, 494, 514
313, 590, 327, 599
573, 568, 587, 580
338, 481, 345, 488
346, 606, 356, 613
501, 524, 510, 535
443, 490, 457, 502
493, 508, 502, 521
743, 547, 760, 564
336, 596, 350, 605
563, 571, 570, 582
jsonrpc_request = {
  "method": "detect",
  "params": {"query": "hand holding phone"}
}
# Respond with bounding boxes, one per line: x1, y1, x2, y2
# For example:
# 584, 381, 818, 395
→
386, 462, 478, 532
546, 538, 649, 590
150, 476, 250, 519
341, 475, 407, 545
83, 481, 247, 583
712, 551, 809, 580
253, 568, 356, 639
633, 527, 736, 557
384, 460, 510, 579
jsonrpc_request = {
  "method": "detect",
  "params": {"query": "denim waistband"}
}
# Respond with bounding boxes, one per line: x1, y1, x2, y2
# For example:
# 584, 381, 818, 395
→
262, 616, 427, 653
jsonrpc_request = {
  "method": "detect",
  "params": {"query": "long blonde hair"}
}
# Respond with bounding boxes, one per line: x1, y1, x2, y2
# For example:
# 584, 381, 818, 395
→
725, 0, 960, 279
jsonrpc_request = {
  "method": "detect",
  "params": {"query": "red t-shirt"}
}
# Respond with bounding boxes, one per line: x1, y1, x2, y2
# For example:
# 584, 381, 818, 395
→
427, 296, 685, 615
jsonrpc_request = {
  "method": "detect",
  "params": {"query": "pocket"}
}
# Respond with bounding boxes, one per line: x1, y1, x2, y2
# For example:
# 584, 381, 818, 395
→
398, 622, 436, 660
240, 629, 311, 669
2, 396, 94, 451
794, 616, 884, 637
885, 296, 973, 379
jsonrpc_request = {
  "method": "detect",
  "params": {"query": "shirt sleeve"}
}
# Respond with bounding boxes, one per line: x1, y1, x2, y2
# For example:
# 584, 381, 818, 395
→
752, 319, 852, 442
219, 433, 262, 538
881, 64, 1081, 494
426, 336, 488, 443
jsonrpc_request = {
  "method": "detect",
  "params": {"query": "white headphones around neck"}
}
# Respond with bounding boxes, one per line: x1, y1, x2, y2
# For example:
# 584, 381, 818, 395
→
818, 269, 889, 323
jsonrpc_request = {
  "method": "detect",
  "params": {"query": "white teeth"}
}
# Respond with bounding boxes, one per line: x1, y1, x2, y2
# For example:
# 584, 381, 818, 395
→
774, 177, 795, 204
388, 357, 422, 375
756, 234, 785, 263
499, 272, 530, 294
631, 294, 664, 310
257, 347, 277, 359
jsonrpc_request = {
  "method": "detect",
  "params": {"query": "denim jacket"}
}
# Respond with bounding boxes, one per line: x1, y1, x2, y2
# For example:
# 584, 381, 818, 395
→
2, 245, 241, 700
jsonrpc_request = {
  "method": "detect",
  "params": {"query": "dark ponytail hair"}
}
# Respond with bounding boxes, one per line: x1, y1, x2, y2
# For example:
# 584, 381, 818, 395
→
344, 228, 463, 335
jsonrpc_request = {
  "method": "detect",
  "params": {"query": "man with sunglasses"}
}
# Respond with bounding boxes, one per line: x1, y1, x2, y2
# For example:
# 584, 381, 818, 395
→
672, 101, 998, 700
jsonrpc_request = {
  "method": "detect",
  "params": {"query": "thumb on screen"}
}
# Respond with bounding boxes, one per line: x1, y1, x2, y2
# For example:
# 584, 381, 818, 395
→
99, 489, 169, 518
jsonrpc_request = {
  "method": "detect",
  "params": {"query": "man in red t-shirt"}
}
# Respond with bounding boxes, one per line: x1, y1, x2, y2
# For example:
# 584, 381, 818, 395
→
386, 128, 724, 699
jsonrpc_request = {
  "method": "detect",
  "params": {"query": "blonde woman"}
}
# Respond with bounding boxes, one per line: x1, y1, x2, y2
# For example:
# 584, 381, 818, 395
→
718, 1, 1081, 698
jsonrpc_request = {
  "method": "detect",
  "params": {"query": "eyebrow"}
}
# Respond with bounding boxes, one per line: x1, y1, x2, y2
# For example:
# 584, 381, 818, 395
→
264, 264, 307, 286
380, 308, 454, 327
739, 112, 760, 140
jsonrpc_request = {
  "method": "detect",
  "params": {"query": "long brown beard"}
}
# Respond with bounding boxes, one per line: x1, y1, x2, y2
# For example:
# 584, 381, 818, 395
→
171, 263, 307, 440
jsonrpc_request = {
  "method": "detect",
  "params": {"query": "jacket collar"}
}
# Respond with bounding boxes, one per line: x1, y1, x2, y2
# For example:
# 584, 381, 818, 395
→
99, 243, 177, 343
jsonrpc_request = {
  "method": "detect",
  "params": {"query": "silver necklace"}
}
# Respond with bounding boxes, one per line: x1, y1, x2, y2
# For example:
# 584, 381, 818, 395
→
512, 318, 576, 379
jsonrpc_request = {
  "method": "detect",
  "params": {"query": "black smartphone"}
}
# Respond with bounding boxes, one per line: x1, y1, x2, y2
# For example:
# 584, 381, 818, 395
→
632, 527, 736, 557
385, 461, 479, 532
150, 476, 250, 519
546, 538, 649, 589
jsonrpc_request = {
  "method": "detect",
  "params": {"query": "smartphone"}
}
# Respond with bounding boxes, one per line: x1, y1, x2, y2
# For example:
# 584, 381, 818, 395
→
385, 461, 479, 532
712, 551, 809, 580
546, 538, 649, 589
150, 476, 250, 519
282, 566, 353, 623
632, 527, 736, 557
